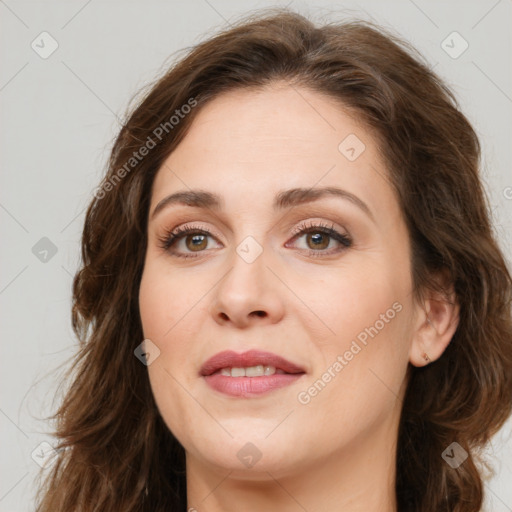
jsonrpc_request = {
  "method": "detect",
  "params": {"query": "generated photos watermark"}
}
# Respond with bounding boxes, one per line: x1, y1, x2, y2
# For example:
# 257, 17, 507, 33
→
297, 301, 403, 405
94, 97, 198, 200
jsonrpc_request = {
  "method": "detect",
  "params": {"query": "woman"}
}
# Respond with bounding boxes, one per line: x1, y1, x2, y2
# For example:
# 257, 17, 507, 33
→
35, 8, 512, 512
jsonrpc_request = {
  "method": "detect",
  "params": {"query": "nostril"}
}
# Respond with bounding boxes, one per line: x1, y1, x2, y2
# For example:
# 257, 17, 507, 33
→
252, 311, 266, 318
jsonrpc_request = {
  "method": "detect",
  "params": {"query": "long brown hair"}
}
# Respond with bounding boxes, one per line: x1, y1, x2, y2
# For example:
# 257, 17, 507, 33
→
35, 8, 512, 511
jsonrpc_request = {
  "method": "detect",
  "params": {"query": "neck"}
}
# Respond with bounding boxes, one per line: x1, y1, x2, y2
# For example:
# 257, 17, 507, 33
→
185, 411, 399, 512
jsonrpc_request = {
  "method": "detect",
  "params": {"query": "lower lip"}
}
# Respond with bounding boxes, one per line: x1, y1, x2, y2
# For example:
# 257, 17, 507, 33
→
203, 373, 305, 397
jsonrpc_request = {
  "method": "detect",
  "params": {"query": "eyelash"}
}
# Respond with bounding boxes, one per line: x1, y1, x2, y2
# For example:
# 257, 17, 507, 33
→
157, 220, 352, 259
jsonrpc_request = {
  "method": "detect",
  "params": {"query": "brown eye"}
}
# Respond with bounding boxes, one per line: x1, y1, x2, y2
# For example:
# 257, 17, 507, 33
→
287, 221, 352, 257
305, 232, 330, 250
157, 225, 222, 259
186, 234, 208, 251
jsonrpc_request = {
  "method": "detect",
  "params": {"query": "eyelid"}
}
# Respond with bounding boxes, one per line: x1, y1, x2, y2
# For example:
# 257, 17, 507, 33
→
285, 220, 352, 253
288, 219, 347, 238
156, 222, 221, 252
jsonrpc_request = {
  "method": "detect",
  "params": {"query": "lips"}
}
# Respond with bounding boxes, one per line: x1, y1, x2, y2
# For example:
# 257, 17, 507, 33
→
199, 349, 305, 377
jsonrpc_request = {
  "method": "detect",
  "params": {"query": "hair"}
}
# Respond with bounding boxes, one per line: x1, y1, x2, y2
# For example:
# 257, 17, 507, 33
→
34, 7, 512, 512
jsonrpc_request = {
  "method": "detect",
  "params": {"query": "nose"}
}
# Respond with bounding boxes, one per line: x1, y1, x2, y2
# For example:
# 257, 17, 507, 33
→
209, 244, 285, 328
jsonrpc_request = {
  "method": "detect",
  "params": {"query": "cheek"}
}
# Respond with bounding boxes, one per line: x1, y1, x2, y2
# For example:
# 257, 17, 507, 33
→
302, 257, 412, 401
138, 259, 196, 340
139, 262, 202, 438
138, 259, 208, 381
307, 264, 403, 339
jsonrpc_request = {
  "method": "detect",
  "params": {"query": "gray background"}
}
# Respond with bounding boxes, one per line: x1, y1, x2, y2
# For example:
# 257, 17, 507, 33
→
1, 1, 511, 510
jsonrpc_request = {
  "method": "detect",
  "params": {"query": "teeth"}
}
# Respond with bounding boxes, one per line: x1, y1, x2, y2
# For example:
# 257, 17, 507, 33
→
219, 365, 286, 377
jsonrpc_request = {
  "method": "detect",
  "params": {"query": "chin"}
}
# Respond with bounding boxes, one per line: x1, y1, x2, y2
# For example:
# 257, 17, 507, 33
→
186, 433, 302, 476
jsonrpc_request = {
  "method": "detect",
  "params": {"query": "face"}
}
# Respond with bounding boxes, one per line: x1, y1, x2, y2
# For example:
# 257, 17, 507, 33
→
139, 83, 419, 478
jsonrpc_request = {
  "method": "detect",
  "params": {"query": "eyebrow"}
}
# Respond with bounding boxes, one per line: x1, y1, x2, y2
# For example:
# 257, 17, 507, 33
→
151, 186, 375, 222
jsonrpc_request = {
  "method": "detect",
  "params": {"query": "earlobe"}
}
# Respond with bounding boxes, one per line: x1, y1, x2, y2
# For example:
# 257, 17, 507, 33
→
421, 347, 431, 364
409, 276, 460, 367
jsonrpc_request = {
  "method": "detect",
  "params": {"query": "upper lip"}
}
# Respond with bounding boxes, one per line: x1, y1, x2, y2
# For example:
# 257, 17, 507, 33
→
200, 350, 306, 376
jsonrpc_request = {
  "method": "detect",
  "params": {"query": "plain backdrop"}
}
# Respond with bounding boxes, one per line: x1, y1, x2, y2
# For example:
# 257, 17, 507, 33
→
1, 1, 511, 510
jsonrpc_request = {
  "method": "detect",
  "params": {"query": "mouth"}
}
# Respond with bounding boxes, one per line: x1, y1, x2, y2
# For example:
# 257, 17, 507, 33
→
200, 349, 306, 397
200, 349, 306, 377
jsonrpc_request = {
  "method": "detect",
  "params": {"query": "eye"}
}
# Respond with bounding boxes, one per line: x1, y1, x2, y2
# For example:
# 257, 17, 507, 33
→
157, 224, 221, 259
286, 220, 352, 257
157, 220, 352, 259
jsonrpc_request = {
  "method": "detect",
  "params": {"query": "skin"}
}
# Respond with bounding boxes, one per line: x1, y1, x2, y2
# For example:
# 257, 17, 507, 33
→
139, 82, 459, 512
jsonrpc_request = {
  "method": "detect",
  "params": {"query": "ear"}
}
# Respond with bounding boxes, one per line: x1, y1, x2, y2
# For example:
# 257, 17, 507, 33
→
409, 270, 460, 367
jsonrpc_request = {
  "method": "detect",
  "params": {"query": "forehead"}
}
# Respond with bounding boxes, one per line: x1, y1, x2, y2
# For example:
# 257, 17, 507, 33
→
150, 84, 393, 216
176, 84, 362, 159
